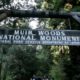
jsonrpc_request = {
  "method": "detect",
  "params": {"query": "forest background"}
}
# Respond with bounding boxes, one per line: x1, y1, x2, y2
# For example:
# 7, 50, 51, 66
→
0, 0, 80, 80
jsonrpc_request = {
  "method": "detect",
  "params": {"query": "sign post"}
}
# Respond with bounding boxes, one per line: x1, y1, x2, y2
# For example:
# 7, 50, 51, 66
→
0, 29, 80, 45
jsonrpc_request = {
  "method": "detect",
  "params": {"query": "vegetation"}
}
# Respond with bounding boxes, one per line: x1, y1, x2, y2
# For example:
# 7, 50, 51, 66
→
0, 0, 80, 80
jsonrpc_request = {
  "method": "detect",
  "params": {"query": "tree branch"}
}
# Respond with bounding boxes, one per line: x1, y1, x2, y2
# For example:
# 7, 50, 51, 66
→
10, 10, 72, 18
0, 9, 80, 23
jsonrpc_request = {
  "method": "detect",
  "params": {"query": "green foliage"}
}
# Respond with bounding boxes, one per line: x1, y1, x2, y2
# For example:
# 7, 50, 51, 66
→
8, 45, 38, 80
50, 65, 66, 80
36, 46, 53, 76
0, 0, 11, 6
0, 45, 11, 80
72, 6, 80, 11
0, 0, 80, 80
50, 46, 70, 80
53, 0, 63, 11
0, 45, 53, 80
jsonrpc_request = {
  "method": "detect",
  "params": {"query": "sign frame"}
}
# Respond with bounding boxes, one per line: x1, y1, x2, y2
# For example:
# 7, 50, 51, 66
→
0, 29, 80, 45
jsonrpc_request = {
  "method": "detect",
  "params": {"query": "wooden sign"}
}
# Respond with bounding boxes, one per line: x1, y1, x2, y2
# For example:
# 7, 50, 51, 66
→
0, 29, 80, 45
